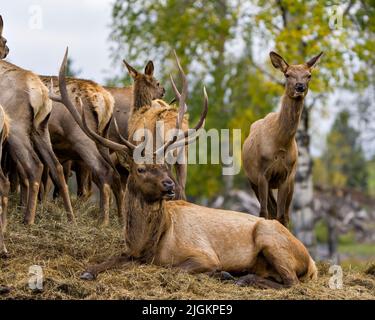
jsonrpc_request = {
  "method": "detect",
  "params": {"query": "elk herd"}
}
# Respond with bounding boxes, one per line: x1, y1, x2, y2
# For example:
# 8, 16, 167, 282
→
0, 15, 323, 289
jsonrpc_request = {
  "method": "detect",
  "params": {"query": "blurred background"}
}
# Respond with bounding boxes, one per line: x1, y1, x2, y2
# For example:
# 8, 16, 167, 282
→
1, 0, 374, 265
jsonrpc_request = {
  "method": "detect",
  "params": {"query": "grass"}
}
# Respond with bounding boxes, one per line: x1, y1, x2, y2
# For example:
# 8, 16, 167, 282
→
0, 196, 374, 300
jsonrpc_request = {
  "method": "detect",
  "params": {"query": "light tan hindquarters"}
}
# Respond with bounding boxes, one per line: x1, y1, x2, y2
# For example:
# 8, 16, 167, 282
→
27, 76, 52, 129
44, 76, 115, 134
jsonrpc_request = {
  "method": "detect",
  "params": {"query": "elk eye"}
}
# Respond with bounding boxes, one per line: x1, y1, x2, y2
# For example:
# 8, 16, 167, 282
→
157, 82, 160, 87
137, 168, 146, 174
285, 74, 290, 78
307, 74, 311, 78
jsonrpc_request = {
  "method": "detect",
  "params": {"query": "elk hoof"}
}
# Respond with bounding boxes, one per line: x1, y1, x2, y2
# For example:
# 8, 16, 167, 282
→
80, 272, 96, 281
220, 271, 236, 281
0, 286, 11, 295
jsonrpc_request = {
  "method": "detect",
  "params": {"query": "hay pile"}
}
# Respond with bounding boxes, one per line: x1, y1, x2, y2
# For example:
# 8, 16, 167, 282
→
0, 196, 374, 300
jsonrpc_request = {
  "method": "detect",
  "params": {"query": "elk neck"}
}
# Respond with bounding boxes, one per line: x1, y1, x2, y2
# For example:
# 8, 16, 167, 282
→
133, 82, 153, 110
123, 177, 171, 262
276, 94, 304, 146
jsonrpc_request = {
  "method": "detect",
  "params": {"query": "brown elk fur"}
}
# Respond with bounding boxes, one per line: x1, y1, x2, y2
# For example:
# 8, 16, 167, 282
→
43, 75, 124, 226
122, 60, 188, 200
0, 39, 74, 224
242, 51, 323, 226
0, 16, 8, 59
0, 104, 10, 255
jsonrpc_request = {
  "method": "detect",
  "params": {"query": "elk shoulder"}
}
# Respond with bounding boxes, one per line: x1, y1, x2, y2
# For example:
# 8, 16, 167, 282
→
0, 60, 52, 128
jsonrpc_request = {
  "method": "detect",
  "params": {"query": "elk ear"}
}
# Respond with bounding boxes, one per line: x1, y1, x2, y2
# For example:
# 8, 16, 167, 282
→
144, 60, 154, 76
0, 15, 3, 35
116, 150, 132, 171
123, 60, 138, 79
305, 52, 323, 69
269, 51, 289, 73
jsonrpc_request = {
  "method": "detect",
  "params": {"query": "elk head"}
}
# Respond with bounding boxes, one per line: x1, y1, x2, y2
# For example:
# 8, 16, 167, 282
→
124, 59, 165, 108
0, 16, 9, 59
270, 51, 323, 99
50, 49, 208, 203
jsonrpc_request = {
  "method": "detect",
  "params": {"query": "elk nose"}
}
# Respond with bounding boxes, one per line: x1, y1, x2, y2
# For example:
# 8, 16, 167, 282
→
162, 178, 175, 191
295, 83, 306, 92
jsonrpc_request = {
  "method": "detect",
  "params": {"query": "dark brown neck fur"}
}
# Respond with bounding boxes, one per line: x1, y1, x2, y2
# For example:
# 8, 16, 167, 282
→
133, 81, 153, 110
277, 94, 304, 146
123, 177, 170, 262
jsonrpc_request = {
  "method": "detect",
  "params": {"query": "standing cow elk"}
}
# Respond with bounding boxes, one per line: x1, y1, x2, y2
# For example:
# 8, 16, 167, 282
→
55, 49, 317, 289
242, 51, 323, 226
43, 73, 125, 226
105, 60, 165, 144
0, 16, 74, 224
0, 104, 10, 255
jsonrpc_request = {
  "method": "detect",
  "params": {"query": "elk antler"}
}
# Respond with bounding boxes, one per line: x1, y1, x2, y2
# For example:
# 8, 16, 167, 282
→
50, 48, 137, 153
154, 51, 208, 157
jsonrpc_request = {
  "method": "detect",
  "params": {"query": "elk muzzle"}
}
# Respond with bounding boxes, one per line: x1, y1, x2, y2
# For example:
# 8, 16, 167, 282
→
162, 178, 175, 199
295, 83, 306, 93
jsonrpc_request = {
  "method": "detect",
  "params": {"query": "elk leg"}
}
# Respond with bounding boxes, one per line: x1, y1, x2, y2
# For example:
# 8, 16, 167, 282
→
8, 132, 44, 225
208, 271, 236, 281
276, 182, 289, 225
236, 274, 287, 289
8, 163, 19, 194
99, 183, 111, 226
16, 163, 28, 207
39, 166, 50, 202
258, 176, 269, 219
268, 190, 277, 219
32, 133, 75, 222
53, 161, 71, 199
283, 180, 295, 227
0, 202, 7, 255
253, 220, 300, 287
177, 251, 221, 274
111, 173, 125, 224
80, 253, 132, 280
0, 172, 9, 232
75, 162, 92, 199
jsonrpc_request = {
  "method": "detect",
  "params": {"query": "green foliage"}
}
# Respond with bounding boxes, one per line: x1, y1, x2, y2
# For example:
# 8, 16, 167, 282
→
314, 219, 329, 243
367, 158, 375, 196
315, 110, 369, 192
109, 0, 374, 198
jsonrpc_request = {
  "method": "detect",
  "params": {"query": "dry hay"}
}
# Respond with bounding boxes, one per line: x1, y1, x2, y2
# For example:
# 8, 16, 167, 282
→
0, 196, 374, 300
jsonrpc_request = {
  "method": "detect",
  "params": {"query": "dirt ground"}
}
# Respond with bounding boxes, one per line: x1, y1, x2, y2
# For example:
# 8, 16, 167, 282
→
0, 197, 374, 300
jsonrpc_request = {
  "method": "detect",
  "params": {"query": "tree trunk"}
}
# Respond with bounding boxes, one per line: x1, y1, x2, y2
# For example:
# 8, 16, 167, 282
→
292, 106, 317, 258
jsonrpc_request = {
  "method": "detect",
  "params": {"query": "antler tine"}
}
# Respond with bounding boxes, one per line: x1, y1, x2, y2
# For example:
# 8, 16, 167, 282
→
154, 51, 188, 156
113, 117, 137, 150
55, 48, 134, 152
154, 86, 208, 156
172, 50, 188, 127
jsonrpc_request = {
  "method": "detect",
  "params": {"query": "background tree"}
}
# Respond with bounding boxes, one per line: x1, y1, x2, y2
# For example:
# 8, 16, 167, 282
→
66, 57, 81, 78
314, 110, 368, 192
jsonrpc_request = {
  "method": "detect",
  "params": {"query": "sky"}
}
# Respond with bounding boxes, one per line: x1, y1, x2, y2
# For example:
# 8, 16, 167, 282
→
1, 0, 114, 83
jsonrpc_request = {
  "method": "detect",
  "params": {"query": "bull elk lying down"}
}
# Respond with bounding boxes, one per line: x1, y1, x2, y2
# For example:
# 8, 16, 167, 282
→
53, 50, 317, 289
